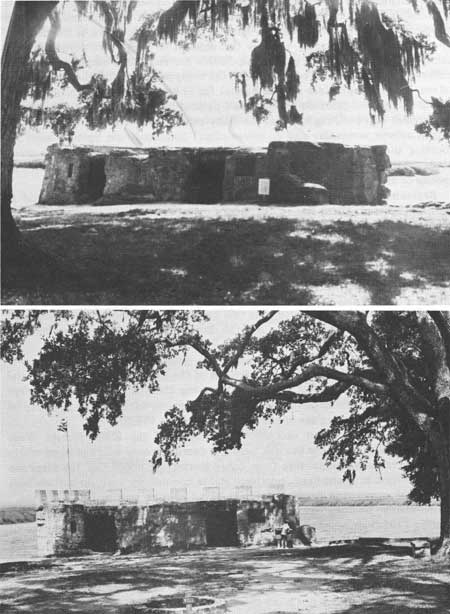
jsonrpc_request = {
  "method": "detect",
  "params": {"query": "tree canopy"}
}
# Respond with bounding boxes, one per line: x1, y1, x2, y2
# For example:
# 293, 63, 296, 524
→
17, 0, 450, 139
415, 96, 450, 141
2, 310, 450, 552
134, 0, 450, 132
19, 1, 185, 141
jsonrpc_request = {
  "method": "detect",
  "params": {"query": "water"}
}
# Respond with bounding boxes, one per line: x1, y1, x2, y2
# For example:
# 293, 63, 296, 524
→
388, 166, 450, 205
300, 505, 440, 543
11, 168, 44, 209
0, 523, 37, 563
0, 506, 440, 563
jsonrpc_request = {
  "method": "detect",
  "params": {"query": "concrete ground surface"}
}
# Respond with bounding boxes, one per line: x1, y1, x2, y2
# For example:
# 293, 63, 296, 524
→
0, 543, 449, 613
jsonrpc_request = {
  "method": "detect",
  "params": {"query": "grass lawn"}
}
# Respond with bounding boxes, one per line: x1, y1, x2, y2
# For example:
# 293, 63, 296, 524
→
0, 543, 449, 613
3, 201, 449, 305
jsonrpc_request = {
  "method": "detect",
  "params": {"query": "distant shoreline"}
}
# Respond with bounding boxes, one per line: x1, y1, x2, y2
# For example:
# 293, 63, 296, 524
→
0, 508, 35, 525
14, 158, 45, 169
296, 497, 439, 507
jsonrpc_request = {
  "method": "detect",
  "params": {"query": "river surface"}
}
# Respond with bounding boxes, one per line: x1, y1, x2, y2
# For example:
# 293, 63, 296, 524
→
0, 523, 37, 563
299, 505, 440, 543
0, 505, 440, 563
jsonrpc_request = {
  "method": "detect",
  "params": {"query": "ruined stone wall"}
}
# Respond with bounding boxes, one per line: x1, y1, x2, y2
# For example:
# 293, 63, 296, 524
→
267, 141, 390, 205
36, 504, 86, 556
371, 145, 391, 202
36, 495, 302, 556
39, 145, 112, 205
116, 497, 299, 552
102, 149, 194, 203
39, 142, 389, 206
143, 150, 193, 202
39, 145, 147, 205
39, 146, 87, 204
236, 495, 300, 547
114, 503, 208, 552
102, 152, 142, 199
42, 146, 241, 204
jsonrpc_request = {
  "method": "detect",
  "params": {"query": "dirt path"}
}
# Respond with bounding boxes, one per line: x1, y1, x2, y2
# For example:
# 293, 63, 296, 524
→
3, 201, 450, 305
0, 543, 449, 613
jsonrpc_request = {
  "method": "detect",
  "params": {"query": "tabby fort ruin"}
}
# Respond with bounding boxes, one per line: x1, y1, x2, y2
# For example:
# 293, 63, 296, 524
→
36, 490, 304, 557
39, 141, 390, 206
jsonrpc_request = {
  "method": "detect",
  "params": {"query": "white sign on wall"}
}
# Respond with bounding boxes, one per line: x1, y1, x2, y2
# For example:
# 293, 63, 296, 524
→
258, 178, 270, 195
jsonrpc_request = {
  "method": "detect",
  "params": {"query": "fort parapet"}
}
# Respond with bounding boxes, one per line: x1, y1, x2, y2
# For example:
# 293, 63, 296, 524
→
39, 141, 390, 206
35, 491, 302, 557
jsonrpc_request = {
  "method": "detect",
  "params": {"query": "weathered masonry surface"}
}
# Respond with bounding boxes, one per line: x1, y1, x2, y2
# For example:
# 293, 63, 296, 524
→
36, 491, 302, 557
39, 141, 390, 206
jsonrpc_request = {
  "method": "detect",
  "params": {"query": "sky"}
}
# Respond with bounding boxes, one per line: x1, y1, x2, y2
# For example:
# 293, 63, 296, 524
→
0, 310, 411, 506
2, 0, 450, 161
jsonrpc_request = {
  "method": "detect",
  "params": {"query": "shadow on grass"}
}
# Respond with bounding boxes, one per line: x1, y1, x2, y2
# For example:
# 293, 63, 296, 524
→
251, 544, 449, 614
2, 214, 449, 304
1, 545, 448, 613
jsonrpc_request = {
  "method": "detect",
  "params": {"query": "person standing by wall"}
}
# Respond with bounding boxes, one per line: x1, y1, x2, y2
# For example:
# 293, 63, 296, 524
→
280, 522, 291, 549
274, 527, 282, 548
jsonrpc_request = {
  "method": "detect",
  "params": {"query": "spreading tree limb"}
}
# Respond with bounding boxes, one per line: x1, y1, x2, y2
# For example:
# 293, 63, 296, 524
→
45, 10, 92, 91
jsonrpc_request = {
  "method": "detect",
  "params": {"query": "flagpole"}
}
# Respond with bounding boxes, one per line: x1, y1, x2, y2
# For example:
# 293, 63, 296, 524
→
60, 418, 72, 491
66, 424, 72, 491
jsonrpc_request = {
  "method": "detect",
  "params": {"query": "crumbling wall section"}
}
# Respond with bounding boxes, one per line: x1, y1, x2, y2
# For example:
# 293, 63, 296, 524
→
39, 146, 87, 204
101, 147, 238, 204
36, 504, 86, 556
114, 502, 209, 552
267, 141, 390, 204
39, 142, 389, 206
371, 144, 391, 202
36, 495, 302, 556
102, 149, 194, 203
236, 495, 300, 546
39, 145, 108, 204
142, 149, 193, 202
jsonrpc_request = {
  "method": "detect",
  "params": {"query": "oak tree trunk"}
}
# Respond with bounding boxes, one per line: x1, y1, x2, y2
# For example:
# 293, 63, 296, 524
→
439, 465, 450, 556
437, 443, 450, 555
1, 1, 57, 264
429, 412, 450, 557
